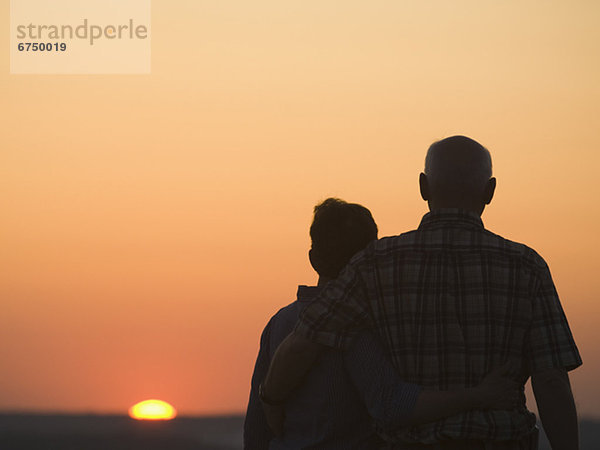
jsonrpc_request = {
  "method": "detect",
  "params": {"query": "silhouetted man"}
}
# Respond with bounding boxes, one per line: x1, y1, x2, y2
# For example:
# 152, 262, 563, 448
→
246, 198, 519, 449
261, 137, 582, 450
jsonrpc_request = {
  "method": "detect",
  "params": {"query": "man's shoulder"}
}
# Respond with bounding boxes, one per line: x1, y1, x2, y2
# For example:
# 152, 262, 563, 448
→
369, 228, 548, 270
368, 233, 413, 252
480, 228, 549, 269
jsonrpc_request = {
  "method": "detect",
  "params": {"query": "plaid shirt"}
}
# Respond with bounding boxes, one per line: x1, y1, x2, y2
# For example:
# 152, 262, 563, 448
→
295, 209, 582, 444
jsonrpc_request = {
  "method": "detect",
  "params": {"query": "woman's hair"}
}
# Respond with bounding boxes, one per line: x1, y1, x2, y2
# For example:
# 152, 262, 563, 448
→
309, 198, 378, 278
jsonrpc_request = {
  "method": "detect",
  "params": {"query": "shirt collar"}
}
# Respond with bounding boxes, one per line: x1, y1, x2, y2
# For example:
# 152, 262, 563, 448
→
296, 285, 322, 304
418, 208, 484, 230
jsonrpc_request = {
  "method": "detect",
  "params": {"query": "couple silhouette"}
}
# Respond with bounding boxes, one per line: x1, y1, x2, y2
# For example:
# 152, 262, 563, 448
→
244, 136, 581, 450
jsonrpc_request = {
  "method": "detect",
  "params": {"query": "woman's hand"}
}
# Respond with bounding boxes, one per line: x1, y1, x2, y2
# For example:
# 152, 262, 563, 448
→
473, 362, 524, 410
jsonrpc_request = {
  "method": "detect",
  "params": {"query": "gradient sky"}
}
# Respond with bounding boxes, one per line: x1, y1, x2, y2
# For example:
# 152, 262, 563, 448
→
1, 1, 599, 418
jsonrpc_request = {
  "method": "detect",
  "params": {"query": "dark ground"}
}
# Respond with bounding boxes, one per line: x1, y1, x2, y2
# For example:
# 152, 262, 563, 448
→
0, 414, 598, 449
0, 414, 243, 450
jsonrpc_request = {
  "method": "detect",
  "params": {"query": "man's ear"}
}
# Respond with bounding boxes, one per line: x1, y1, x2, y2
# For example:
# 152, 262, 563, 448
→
483, 177, 496, 205
419, 173, 430, 201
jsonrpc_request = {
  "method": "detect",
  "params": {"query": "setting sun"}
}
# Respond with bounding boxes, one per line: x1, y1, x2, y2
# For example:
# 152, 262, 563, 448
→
128, 399, 177, 420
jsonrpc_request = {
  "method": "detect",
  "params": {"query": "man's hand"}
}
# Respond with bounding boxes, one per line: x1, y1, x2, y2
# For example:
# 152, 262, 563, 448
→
258, 382, 286, 437
261, 403, 285, 438
473, 362, 523, 410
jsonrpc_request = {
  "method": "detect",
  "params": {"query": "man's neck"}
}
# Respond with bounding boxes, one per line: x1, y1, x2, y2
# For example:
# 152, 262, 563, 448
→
428, 202, 484, 216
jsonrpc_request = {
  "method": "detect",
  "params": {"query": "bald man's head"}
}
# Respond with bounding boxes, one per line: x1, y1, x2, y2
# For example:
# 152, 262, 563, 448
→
420, 136, 496, 215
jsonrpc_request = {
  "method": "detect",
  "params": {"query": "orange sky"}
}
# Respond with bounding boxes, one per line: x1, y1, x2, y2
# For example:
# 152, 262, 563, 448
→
1, 1, 599, 418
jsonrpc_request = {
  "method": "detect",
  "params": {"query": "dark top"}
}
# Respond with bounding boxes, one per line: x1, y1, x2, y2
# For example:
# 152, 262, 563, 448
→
244, 285, 421, 449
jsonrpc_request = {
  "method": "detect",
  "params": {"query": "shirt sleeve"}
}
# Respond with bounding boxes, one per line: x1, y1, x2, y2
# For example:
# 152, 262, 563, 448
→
343, 331, 421, 431
525, 261, 582, 374
294, 257, 371, 349
243, 320, 274, 450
